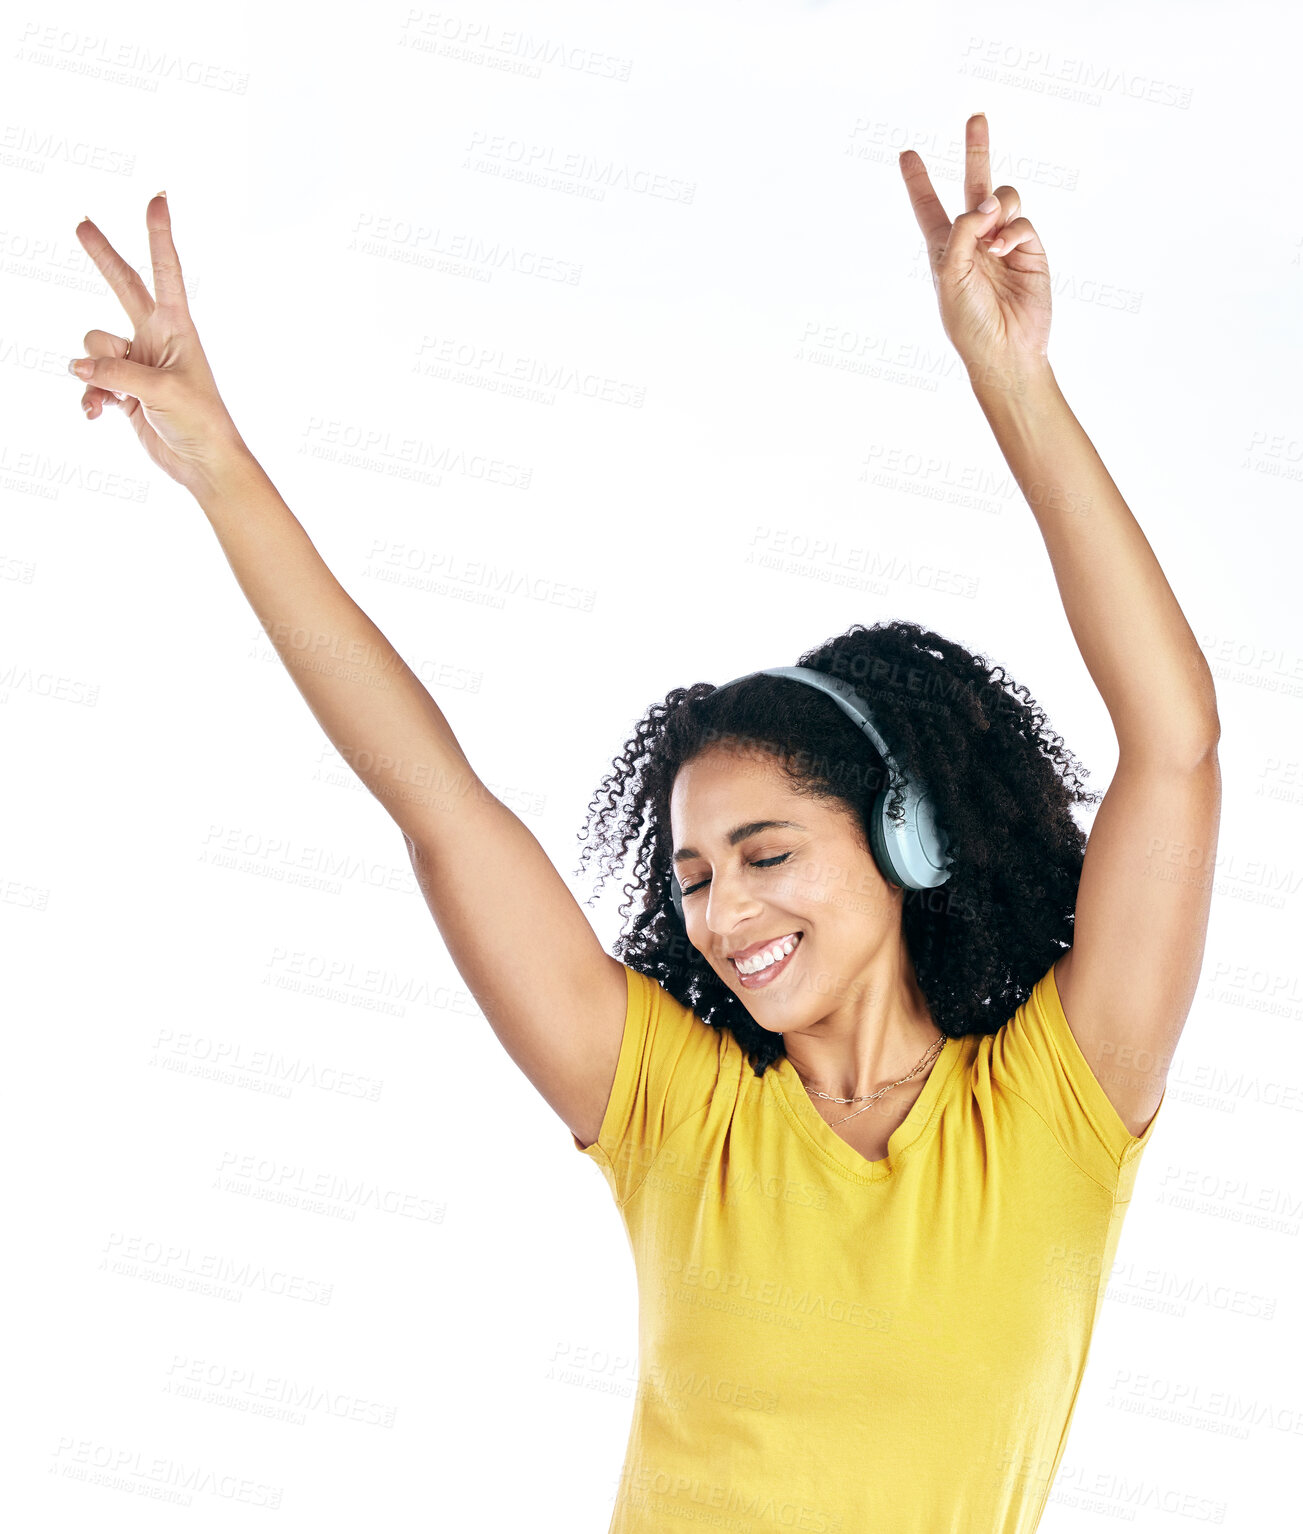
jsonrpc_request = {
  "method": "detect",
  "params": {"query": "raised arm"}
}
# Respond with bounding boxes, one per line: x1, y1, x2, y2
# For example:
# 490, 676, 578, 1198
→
68, 194, 627, 1148
900, 115, 1221, 1138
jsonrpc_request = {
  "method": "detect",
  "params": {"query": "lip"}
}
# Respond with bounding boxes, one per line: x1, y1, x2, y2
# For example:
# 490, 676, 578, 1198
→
726, 930, 803, 964
730, 933, 803, 990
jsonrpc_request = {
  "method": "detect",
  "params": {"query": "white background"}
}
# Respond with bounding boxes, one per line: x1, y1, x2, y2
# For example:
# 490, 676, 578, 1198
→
5, 0, 1301, 1528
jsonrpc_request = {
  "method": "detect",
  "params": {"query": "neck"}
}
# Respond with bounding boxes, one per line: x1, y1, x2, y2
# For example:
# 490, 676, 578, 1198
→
780, 942, 943, 1102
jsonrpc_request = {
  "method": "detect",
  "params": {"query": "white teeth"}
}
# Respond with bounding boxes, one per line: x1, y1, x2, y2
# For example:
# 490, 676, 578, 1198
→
735, 933, 801, 976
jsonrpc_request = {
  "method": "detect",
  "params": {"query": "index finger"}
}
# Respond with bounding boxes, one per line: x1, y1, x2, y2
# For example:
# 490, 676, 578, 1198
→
898, 150, 951, 265
963, 112, 992, 214
145, 191, 190, 313
74, 214, 156, 332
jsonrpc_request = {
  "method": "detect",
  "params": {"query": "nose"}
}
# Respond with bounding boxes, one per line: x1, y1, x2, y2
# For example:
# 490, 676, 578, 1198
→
699, 868, 767, 942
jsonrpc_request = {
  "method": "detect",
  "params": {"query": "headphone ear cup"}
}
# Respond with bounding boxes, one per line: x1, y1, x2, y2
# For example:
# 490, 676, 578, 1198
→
870, 783, 953, 890
867, 788, 905, 888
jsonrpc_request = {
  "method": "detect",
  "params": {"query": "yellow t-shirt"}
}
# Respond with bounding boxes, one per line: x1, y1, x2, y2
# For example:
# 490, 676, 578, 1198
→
571, 958, 1165, 1534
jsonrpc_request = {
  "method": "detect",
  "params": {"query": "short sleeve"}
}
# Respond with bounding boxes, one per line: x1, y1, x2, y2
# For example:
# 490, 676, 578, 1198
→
990, 958, 1166, 1193
570, 965, 725, 1206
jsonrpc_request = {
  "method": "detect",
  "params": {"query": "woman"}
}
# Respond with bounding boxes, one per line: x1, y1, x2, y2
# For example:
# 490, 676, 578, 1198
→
69, 114, 1220, 1533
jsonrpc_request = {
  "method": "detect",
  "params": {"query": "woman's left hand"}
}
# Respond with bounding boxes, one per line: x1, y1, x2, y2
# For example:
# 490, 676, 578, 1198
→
900, 113, 1051, 387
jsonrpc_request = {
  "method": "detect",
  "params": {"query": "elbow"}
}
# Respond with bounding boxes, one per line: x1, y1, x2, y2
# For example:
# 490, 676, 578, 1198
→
1174, 700, 1221, 771
1124, 672, 1221, 772
1176, 661, 1221, 768
1193, 667, 1222, 758
1201, 704, 1221, 751
1185, 728, 1220, 770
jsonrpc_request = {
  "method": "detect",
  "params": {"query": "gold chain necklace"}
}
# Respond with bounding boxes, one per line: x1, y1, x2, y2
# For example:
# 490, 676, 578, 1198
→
793, 1034, 947, 1126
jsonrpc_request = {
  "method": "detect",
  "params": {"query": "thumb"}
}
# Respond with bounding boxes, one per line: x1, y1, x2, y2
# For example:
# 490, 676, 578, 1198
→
68, 353, 169, 402
943, 196, 1004, 269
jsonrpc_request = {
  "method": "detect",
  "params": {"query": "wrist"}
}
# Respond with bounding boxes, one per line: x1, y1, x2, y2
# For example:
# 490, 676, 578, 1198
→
963, 351, 1049, 401
189, 436, 266, 509
967, 354, 1061, 422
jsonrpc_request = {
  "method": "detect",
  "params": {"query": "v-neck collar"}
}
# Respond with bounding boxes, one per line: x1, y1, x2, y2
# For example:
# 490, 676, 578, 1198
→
768, 1036, 959, 1185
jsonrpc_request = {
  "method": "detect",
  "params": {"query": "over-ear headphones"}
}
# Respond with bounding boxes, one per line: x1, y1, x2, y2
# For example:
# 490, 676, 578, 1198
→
667, 665, 953, 926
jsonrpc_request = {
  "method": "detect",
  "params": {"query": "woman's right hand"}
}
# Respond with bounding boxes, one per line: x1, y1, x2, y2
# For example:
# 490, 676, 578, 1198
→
70, 193, 252, 496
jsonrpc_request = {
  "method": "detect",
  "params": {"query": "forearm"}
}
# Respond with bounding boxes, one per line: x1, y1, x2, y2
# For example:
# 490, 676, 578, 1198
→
194, 450, 491, 844
971, 364, 1219, 763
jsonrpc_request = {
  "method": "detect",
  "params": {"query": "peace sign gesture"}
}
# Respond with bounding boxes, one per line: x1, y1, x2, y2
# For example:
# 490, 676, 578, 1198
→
900, 114, 1051, 384
68, 194, 248, 494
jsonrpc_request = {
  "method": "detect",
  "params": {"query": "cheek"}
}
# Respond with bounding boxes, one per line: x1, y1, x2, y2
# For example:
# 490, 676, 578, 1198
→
805, 865, 895, 925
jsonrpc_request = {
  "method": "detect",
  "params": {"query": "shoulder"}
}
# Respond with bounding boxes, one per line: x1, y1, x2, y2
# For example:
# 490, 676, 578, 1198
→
986, 956, 1165, 1178
1052, 949, 1166, 1141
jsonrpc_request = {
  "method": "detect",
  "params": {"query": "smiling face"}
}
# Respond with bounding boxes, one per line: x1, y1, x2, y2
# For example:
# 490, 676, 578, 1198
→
669, 741, 905, 1032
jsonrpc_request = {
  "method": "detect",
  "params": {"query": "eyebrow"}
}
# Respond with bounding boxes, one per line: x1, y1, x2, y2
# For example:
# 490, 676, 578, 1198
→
672, 820, 807, 866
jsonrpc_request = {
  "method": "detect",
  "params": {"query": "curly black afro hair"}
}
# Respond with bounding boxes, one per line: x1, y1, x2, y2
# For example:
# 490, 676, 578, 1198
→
574, 619, 1100, 1077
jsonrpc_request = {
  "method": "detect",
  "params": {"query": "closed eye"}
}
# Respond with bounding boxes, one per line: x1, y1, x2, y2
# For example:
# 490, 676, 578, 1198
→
681, 853, 792, 899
